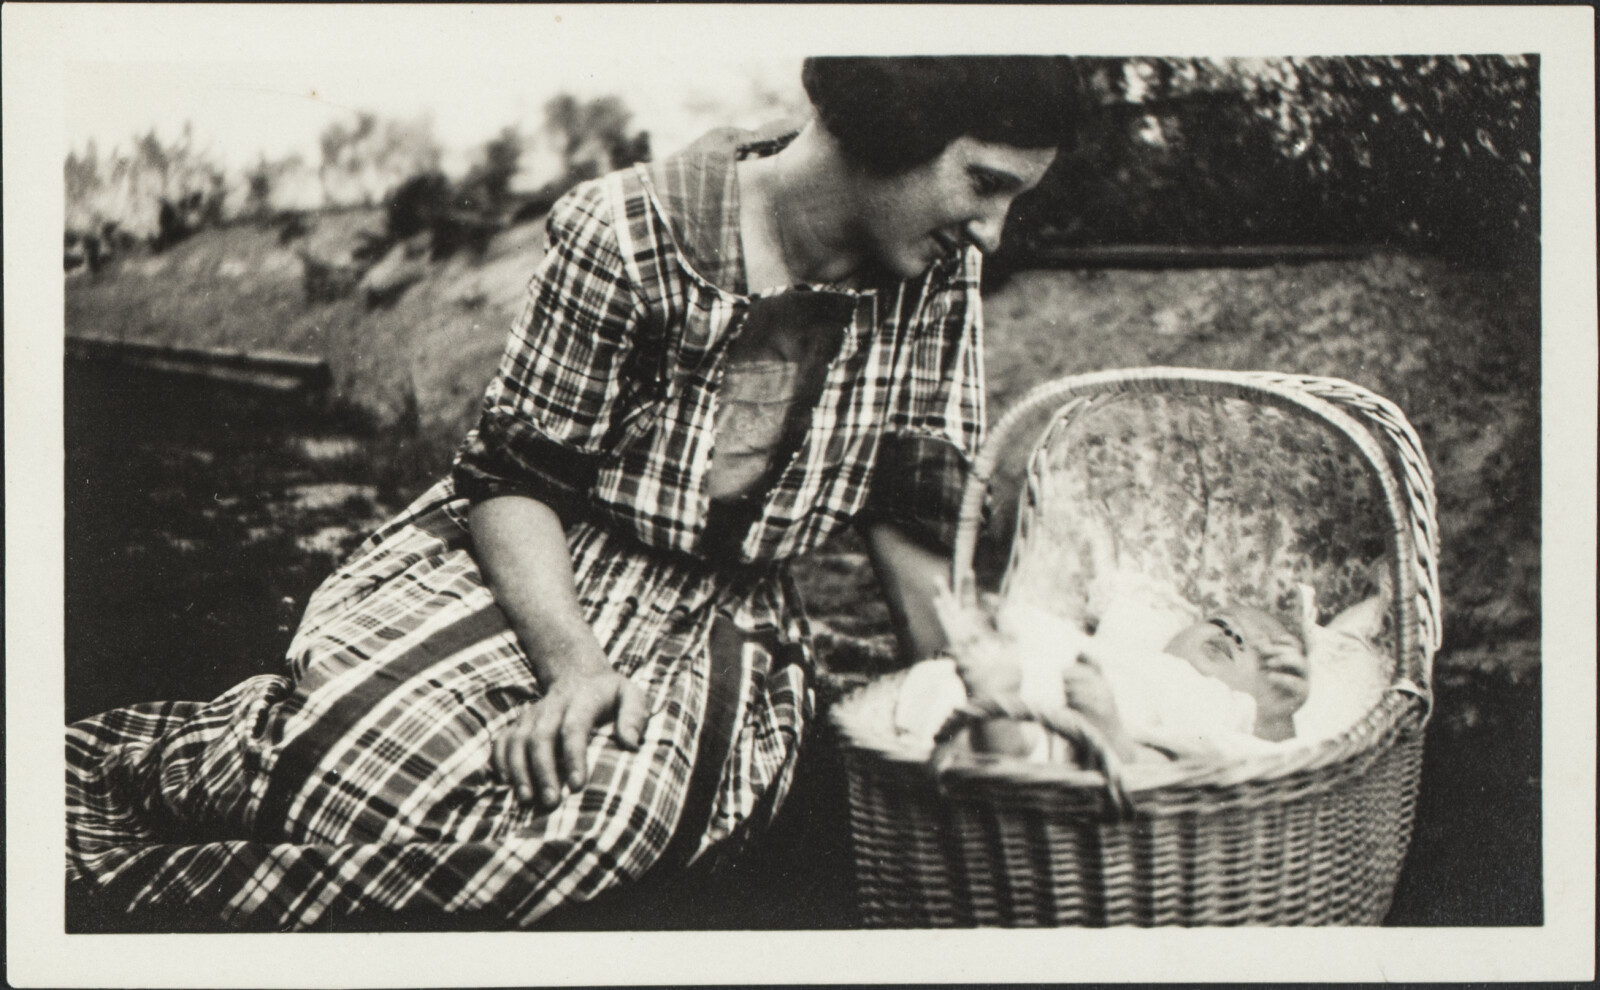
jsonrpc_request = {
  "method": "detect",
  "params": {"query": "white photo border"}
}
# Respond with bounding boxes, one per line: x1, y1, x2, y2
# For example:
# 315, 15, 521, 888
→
6, 4, 1594, 986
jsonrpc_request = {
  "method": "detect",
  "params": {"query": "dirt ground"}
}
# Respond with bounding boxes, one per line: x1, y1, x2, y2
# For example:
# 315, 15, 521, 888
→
63, 215, 1542, 928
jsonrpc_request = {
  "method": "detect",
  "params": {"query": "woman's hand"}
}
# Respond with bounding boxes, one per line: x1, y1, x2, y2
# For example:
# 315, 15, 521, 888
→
469, 494, 654, 808
493, 662, 650, 808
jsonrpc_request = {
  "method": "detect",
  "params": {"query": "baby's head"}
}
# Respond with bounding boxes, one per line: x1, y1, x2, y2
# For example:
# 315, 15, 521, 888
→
1164, 607, 1310, 741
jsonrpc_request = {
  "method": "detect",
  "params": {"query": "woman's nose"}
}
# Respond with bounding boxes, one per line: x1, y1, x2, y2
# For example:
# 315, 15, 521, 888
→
963, 213, 1006, 255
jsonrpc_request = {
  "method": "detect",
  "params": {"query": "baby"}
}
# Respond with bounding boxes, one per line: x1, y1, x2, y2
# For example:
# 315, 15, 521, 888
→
1079, 605, 1311, 762
899, 591, 1312, 765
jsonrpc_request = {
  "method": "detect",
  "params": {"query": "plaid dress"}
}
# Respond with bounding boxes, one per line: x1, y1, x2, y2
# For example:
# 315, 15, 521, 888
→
65, 127, 986, 930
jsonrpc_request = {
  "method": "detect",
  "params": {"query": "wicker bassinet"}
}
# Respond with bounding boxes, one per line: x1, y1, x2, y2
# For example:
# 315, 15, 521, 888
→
831, 368, 1441, 926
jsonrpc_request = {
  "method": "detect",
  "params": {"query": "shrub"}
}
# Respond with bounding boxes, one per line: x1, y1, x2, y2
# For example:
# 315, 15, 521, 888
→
297, 249, 362, 303
387, 171, 453, 241
66, 124, 228, 246
457, 127, 523, 215
1006, 56, 1538, 269
381, 170, 502, 262
317, 112, 443, 209
277, 212, 311, 245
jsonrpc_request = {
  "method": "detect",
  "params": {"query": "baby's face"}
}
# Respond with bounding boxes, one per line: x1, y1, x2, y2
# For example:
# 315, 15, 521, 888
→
1164, 607, 1310, 738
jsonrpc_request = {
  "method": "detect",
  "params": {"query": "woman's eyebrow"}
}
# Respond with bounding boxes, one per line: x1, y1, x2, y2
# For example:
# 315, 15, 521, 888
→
968, 164, 1027, 192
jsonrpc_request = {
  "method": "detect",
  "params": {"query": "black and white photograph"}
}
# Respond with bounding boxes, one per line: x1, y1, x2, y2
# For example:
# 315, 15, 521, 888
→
5, 4, 1594, 986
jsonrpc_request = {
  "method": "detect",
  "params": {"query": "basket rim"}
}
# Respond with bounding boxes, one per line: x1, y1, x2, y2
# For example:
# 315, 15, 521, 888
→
830, 669, 1425, 805
865, 367, 1441, 806
954, 367, 1439, 689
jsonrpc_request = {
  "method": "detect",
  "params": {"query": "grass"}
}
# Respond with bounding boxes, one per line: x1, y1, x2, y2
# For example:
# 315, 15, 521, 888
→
64, 217, 1542, 927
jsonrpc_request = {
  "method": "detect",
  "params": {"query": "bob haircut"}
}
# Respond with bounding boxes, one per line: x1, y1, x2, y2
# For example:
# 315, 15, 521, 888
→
801, 56, 1084, 176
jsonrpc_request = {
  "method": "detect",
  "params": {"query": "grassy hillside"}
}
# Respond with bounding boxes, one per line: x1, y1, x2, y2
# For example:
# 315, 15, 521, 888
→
64, 214, 1543, 927
67, 217, 1540, 682
66, 210, 540, 460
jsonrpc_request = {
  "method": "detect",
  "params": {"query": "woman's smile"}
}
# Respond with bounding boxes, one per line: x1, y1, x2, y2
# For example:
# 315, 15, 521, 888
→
930, 229, 964, 257
850, 136, 1057, 279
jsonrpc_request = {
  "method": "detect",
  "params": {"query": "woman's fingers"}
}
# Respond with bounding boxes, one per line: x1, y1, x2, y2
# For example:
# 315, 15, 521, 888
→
504, 714, 537, 804
497, 674, 652, 807
559, 689, 609, 792
492, 723, 515, 785
525, 717, 561, 809
614, 682, 648, 750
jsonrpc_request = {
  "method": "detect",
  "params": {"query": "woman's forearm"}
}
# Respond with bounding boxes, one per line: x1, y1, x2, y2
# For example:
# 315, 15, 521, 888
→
863, 521, 952, 663
472, 494, 646, 806
866, 521, 1041, 757
468, 494, 609, 683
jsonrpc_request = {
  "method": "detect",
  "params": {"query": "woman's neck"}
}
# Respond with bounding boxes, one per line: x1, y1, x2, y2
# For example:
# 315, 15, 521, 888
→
739, 123, 867, 290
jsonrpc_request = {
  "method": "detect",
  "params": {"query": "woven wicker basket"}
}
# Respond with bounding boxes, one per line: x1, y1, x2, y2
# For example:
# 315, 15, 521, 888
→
831, 368, 1441, 926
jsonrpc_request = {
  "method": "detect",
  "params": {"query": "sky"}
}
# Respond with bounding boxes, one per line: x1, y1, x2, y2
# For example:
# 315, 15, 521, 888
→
65, 56, 807, 177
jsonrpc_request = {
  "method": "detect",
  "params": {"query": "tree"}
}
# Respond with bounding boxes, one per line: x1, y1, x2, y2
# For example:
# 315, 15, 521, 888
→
64, 140, 103, 234
542, 93, 651, 184
317, 111, 377, 204
63, 122, 230, 248
457, 126, 523, 214
318, 112, 443, 208
242, 152, 309, 221
1268, 55, 1538, 267
1006, 55, 1538, 268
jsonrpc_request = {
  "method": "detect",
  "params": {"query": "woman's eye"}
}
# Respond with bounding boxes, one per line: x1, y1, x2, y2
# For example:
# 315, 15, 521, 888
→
968, 169, 1009, 197
972, 175, 1004, 197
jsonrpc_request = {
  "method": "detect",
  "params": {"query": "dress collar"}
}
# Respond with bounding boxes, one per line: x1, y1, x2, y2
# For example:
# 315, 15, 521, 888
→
640, 123, 799, 298
640, 123, 963, 301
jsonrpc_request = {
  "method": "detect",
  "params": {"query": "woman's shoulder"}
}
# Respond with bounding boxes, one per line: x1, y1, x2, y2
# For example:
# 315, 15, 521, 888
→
645, 123, 800, 208
547, 178, 617, 237
636, 128, 765, 293
539, 128, 749, 297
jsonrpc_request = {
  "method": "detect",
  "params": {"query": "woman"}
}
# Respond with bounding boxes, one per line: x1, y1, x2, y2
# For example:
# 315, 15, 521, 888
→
66, 56, 1080, 929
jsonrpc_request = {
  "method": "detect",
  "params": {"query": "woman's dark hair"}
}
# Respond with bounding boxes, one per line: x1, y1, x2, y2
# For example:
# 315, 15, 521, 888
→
802, 56, 1083, 175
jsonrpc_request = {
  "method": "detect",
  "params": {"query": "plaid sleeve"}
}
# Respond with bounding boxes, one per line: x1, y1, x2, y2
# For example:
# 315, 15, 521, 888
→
452, 180, 645, 518
862, 249, 987, 555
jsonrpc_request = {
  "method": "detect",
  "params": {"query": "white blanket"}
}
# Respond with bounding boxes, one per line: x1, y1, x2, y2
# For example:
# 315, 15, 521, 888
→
896, 574, 1390, 761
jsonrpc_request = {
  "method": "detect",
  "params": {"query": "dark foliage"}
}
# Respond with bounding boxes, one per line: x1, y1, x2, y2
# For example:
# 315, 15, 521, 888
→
153, 198, 189, 252
456, 127, 523, 215
387, 171, 454, 242
543, 93, 652, 177
276, 212, 310, 245
297, 249, 362, 303
1005, 56, 1538, 269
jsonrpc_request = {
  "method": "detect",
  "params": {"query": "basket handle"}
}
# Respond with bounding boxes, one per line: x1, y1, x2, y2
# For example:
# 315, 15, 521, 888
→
951, 368, 1440, 703
930, 694, 1135, 819
1257, 373, 1443, 661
